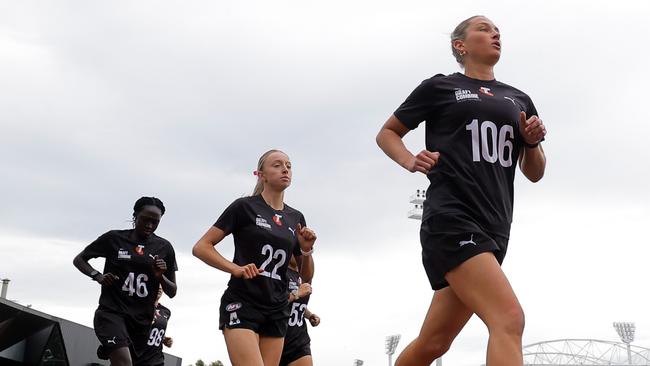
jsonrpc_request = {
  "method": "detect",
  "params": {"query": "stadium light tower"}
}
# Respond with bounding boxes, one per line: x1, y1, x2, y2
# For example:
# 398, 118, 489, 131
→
408, 189, 425, 220
385, 334, 401, 366
613, 322, 635, 364
352, 359, 364, 366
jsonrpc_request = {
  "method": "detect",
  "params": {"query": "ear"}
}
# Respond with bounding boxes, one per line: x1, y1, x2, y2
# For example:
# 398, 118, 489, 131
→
452, 39, 465, 54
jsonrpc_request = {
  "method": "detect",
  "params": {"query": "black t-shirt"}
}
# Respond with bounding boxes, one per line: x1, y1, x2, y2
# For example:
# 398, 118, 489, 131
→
394, 72, 539, 237
83, 229, 178, 327
135, 303, 171, 366
284, 269, 310, 350
214, 195, 305, 312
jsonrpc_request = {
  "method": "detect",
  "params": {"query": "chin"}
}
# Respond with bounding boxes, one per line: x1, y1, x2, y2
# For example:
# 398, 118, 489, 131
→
484, 54, 500, 66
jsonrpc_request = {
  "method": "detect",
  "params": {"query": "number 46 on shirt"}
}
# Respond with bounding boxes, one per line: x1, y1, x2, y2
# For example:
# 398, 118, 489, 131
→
122, 272, 149, 297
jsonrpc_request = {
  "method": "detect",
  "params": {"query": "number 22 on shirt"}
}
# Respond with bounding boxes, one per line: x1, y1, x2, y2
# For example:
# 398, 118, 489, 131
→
259, 244, 286, 281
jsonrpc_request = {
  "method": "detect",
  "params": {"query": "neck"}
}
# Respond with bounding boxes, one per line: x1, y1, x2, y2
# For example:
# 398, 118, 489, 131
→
261, 189, 284, 210
463, 62, 495, 81
154, 300, 159, 306
129, 230, 148, 243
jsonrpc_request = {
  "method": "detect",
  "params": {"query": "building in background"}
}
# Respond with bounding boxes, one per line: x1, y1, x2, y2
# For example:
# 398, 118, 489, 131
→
0, 296, 182, 366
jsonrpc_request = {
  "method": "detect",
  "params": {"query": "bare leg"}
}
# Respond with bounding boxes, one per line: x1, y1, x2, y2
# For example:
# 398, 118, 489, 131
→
259, 336, 284, 366
395, 287, 473, 366
446, 252, 525, 366
108, 346, 132, 366
224, 328, 264, 366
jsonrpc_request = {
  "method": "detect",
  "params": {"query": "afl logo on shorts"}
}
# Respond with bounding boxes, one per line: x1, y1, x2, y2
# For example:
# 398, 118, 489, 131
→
135, 245, 145, 256
226, 302, 242, 312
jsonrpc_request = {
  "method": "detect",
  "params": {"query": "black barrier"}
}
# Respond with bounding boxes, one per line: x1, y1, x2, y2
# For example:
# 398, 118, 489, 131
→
0, 298, 181, 366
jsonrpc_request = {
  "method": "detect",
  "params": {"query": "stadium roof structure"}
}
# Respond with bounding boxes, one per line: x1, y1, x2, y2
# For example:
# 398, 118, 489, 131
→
0, 297, 181, 366
523, 339, 650, 365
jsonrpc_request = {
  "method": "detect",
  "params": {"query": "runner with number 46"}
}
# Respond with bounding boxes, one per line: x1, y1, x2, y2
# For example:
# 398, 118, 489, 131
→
73, 197, 178, 366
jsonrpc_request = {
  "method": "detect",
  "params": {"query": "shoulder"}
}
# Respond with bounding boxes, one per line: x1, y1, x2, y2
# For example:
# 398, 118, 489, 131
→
101, 229, 128, 240
495, 80, 533, 100
282, 203, 304, 219
416, 73, 450, 88
159, 304, 171, 315
230, 196, 258, 209
151, 234, 173, 249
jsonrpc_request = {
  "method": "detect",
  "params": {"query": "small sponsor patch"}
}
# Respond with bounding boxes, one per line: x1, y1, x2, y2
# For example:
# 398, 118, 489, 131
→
226, 302, 242, 312
229, 312, 241, 326
256, 216, 271, 230
455, 88, 480, 102
118, 249, 131, 260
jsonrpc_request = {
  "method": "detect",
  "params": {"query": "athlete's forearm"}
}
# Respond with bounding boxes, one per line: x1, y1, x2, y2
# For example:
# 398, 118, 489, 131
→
159, 273, 177, 298
376, 128, 415, 170
192, 240, 240, 275
519, 144, 546, 182
299, 254, 314, 284
73, 252, 97, 278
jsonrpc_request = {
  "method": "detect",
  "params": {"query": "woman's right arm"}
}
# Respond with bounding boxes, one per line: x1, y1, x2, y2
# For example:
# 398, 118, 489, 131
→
192, 226, 260, 279
376, 115, 439, 174
72, 251, 119, 285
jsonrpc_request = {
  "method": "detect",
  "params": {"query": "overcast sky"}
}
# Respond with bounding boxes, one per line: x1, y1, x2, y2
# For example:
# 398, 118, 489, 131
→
2, 1, 650, 365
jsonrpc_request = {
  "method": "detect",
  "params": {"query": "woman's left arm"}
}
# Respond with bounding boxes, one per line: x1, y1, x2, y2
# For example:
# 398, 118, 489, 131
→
518, 111, 547, 182
153, 257, 177, 298
296, 223, 316, 283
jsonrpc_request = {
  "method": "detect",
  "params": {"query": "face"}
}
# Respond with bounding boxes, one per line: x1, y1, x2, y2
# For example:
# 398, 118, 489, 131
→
134, 205, 162, 238
456, 16, 501, 66
259, 151, 292, 191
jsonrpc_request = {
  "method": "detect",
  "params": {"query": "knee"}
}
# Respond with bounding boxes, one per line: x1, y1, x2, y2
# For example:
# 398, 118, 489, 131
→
416, 338, 451, 361
109, 347, 132, 366
490, 306, 525, 337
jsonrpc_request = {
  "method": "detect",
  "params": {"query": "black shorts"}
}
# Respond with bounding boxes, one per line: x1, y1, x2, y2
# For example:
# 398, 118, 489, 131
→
280, 343, 311, 366
93, 307, 150, 359
218, 291, 289, 337
420, 214, 509, 290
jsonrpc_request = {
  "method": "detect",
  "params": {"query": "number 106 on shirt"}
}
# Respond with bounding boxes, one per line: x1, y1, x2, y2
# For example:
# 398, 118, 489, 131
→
466, 119, 514, 167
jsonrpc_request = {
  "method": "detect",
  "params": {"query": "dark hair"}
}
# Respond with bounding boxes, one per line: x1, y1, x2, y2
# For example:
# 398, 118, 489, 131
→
133, 196, 166, 218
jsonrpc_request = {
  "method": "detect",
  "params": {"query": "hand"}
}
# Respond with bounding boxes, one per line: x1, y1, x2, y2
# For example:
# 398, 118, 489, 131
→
404, 150, 440, 174
297, 283, 312, 298
151, 255, 167, 279
296, 224, 317, 252
519, 111, 546, 146
232, 263, 261, 279
163, 336, 173, 348
96, 273, 120, 286
308, 313, 320, 327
